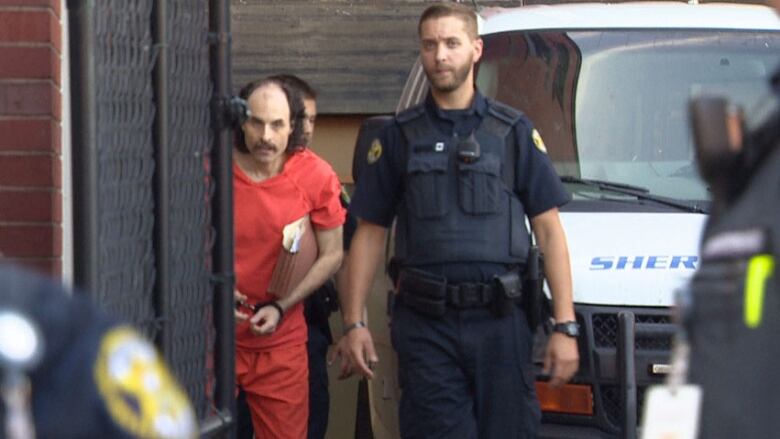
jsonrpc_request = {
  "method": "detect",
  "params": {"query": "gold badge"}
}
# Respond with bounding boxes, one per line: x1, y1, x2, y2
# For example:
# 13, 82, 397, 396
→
95, 326, 196, 438
367, 139, 383, 164
532, 129, 547, 154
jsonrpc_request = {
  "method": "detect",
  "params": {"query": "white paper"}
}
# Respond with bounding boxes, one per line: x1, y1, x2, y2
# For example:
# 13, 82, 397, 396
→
641, 384, 702, 439
281, 216, 307, 252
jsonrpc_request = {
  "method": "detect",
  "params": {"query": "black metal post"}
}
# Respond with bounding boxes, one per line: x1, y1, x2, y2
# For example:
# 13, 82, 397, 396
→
618, 311, 637, 439
151, 0, 172, 360
67, 0, 99, 297
202, 0, 236, 436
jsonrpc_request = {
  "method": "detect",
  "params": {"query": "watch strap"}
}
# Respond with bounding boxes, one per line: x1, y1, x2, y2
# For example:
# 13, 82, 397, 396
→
552, 320, 579, 337
343, 321, 367, 335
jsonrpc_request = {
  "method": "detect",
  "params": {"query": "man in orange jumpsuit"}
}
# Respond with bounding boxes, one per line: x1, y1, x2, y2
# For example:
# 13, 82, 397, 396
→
232, 77, 345, 439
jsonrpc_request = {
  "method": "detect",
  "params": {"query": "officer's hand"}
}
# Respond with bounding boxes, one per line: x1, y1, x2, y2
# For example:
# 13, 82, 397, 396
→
331, 327, 378, 380
234, 290, 250, 324
249, 304, 282, 336
543, 333, 579, 388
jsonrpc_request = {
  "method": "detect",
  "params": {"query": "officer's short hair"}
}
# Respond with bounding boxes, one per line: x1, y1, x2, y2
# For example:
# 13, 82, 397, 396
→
234, 77, 306, 154
268, 74, 317, 102
418, 2, 479, 40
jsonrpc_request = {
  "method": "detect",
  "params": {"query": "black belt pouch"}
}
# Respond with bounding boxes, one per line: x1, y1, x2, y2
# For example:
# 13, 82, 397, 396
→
397, 268, 447, 317
493, 270, 522, 317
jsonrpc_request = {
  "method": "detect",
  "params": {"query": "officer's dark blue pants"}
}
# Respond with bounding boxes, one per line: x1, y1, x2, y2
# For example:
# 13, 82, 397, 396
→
307, 319, 331, 439
391, 301, 541, 439
235, 389, 253, 439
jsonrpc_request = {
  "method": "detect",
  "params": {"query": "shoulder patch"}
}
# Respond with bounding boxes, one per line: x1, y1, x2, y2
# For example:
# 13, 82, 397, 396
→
367, 138, 383, 164
95, 326, 196, 439
532, 129, 547, 154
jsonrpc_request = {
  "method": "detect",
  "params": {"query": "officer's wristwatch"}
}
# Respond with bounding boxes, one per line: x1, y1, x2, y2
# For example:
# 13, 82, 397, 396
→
551, 320, 580, 338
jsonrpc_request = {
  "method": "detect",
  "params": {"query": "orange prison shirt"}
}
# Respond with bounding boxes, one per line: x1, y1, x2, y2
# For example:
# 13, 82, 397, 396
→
233, 148, 345, 352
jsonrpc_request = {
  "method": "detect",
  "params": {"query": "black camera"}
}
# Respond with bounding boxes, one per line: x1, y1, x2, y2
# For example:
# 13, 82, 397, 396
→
690, 93, 780, 206
689, 96, 744, 203
457, 134, 481, 164
228, 96, 250, 127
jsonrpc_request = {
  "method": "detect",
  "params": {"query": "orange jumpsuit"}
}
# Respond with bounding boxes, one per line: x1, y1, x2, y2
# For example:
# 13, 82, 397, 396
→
233, 149, 345, 439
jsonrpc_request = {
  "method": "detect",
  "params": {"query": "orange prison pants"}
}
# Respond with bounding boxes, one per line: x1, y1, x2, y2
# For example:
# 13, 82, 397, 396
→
236, 344, 308, 439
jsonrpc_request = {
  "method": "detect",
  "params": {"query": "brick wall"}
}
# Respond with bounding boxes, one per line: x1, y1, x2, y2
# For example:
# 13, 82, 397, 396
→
0, 0, 63, 276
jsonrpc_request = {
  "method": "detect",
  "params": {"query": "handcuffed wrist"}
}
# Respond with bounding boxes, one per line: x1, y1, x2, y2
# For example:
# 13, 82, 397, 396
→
343, 321, 366, 335
264, 301, 284, 321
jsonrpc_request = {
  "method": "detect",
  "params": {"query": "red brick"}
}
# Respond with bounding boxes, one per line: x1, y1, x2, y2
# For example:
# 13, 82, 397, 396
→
0, 154, 59, 187
0, 82, 59, 118
0, 0, 60, 16
0, 224, 61, 257
0, 47, 60, 83
48, 7, 61, 52
51, 119, 60, 153
52, 46, 61, 85
6, 257, 62, 277
51, 80, 61, 120
52, 188, 60, 219
0, 119, 56, 152
0, 11, 60, 51
0, 189, 59, 222
52, 153, 60, 187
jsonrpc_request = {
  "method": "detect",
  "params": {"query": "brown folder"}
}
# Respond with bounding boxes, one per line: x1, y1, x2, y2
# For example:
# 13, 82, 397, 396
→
267, 215, 319, 299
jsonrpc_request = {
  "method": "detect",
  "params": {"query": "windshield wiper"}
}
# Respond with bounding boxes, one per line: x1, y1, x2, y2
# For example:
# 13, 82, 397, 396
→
560, 175, 708, 214
561, 176, 650, 193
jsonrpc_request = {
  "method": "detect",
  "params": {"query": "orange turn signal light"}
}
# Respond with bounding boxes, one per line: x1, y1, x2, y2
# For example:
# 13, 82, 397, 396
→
535, 381, 594, 416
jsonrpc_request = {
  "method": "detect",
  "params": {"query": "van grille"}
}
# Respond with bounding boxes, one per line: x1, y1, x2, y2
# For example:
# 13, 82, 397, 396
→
592, 313, 672, 350
601, 384, 647, 428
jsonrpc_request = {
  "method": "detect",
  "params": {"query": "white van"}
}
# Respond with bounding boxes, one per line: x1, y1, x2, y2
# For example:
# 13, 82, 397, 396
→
353, 3, 780, 438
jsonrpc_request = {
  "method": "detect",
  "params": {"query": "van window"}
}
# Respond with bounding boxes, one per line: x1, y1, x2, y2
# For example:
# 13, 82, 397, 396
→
477, 30, 780, 202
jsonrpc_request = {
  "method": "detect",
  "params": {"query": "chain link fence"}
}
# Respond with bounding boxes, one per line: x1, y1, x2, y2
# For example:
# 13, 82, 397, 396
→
93, 0, 157, 337
71, 0, 229, 430
163, 0, 216, 419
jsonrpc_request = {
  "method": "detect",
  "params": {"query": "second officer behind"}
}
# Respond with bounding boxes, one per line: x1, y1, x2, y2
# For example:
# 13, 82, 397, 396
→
335, 3, 579, 437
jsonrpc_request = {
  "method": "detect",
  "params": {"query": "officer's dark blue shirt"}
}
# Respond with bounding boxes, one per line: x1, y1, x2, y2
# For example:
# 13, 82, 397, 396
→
350, 90, 570, 283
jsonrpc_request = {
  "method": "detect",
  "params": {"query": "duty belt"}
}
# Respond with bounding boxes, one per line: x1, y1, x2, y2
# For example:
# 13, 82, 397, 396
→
397, 268, 501, 311
445, 283, 498, 308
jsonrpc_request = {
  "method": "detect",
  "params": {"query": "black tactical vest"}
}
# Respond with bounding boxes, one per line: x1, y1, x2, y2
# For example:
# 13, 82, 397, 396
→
394, 99, 530, 267
687, 136, 780, 438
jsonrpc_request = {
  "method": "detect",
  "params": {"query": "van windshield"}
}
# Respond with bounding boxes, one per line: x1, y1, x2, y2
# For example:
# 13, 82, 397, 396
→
477, 30, 780, 203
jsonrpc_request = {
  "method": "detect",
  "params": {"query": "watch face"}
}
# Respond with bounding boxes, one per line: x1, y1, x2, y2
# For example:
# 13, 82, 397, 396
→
555, 322, 580, 337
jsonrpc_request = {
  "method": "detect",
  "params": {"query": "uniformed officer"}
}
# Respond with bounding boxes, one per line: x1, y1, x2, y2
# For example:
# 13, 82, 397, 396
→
684, 52, 780, 438
0, 263, 196, 439
334, 3, 579, 438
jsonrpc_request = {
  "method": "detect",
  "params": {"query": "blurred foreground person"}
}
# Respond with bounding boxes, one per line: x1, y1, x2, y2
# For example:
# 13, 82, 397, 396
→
0, 263, 196, 439
682, 42, 780, 438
